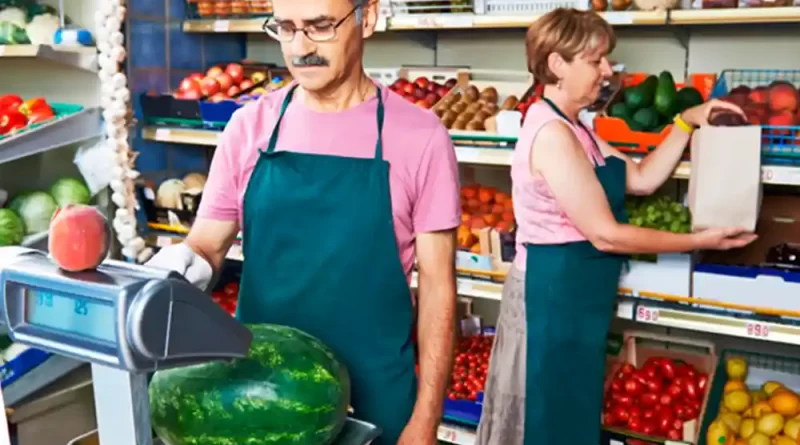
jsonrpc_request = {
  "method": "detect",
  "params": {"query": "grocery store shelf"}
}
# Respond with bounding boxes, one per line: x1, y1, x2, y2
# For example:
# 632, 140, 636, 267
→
389, 11, 667, 29
141, 127, 220, 146
0, 107, 102, 165
0, 45, 97, 72
669, 6, 800, 24
183, 18, 265, 33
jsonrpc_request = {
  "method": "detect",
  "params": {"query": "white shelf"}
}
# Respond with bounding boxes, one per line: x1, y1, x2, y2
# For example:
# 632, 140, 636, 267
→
438, 423, 476, 445
0, 107, 102, 165
0, 45, 97, 72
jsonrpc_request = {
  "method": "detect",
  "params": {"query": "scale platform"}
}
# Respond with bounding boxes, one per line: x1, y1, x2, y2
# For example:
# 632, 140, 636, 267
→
0, 247, 382, 445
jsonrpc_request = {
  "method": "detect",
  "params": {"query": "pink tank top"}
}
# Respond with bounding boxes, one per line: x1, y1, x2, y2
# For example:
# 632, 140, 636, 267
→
511, 101, 606, 271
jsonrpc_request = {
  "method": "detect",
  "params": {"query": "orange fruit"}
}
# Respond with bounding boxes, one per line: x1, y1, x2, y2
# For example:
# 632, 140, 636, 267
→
469, 243, 481, 254
770, 391, 800, 417
461, 213, 470, 223
495, 192, 510, 204
470, 216, 488, 229
478, 188, 494, 204
503, 198, 513, 211
725, 380, 748, 393
461, 186, 478, 199
490, 203, 504, 214
501, 211, 515, 223
466, 199, 481, 212
483, 213, 499, 226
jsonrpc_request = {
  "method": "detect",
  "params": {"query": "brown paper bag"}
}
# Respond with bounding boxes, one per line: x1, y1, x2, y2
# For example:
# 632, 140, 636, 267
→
688, 125, 762, 232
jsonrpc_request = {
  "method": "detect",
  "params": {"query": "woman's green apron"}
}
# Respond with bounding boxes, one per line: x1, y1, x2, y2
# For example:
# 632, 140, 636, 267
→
523, 98, 628, 445
237, 85, 417, 445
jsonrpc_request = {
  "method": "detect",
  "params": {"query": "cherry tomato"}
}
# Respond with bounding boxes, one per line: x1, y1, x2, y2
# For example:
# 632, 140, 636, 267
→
673, 418, 684, 431
673, 403, 687, 420
643, 408, 655, 420
631, 370, 649, 386
667, 428, 682, 440
627, 416, 641, 432
641, 420, 657, 436
696, 373, 709, 392
645, 377, 663, 393
639, 392, 658, 407
657, 410, 674, 433
642, 364, 660, 380
629, 406, 642, 420
620, 363, 636, 375
681, 378, 699, 400
684, 404, 698, 420
611, 378, 624, 393
659, 358, 676, 380
666, 383, 682, 398
659, 393, 673, 406
612, 393, 634, 406
613, 406, 631, 423
624, 379, 644, 395
223, 282, 239, 297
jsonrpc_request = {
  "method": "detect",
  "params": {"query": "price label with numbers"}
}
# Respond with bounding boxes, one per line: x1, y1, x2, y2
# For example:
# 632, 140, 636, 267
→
746, 322, 770, 339
155, 128, 171, 141
213, 20, 230, 32
455, 147, 481, 164
635, 306, 660, 322
602, 12, 634, 25
456, 279, 473, 295
761, 167, 774, 183
437, 426, 468, 444
0, 45, 5, 57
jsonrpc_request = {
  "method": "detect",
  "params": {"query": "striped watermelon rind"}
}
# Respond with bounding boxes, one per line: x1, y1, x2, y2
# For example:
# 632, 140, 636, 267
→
149, 324, 351, 445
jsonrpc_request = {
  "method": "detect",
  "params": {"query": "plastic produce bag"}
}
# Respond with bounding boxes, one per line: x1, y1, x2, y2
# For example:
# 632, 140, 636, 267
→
687, 125, 762, 232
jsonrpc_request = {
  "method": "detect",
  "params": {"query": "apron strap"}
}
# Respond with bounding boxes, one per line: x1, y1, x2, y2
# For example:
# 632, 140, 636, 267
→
263, 84, 386, 159
541, 97, 604, 166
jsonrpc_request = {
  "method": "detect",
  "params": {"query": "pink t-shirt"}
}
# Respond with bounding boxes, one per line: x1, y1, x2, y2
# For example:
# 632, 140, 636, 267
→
197, 83, 462, 280
511, 101, 606, 271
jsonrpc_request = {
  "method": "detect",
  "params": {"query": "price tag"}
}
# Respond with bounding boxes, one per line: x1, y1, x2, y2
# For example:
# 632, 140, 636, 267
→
761, 167, 775, 183
437, 426, 465, 444
746, 322, 770, 339
456, 279, 473, 295
635, 306, 660, 323
413, 16, 438, 28
154, 128, 171, 141
455, 147, 480, 164
435, 15, 473, 28
603, 11, 634, 25
213, 20, 230, 32
0, 46, 5, 57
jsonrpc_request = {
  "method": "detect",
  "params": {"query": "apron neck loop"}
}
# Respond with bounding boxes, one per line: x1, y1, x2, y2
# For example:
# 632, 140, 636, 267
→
541, 97, 603, 165
263, 83, 386, 160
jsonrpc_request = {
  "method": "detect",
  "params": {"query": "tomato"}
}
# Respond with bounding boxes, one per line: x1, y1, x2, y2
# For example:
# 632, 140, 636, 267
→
0, 109, 27, 135
672, 418, 684, 431
620, 363, 636, 375
624, 378, 643, 395
639, 392, 658, 407
631, 370, 649, 386
629, 405, 642, 420
659, 358, 676, 380
683, 404, 698, 420
681, 378, 699, 400
644, 377, 663, 393
613, 406, 630, 423
642, 364, 660, 380
626, 416, 641, 432
642, 408, 655, 420
223, 282, 239, 297
611, 393, 634, 406
696, 373, 709, 392
603, 411, 616, 426
27, 107, 55, 124
610, 378, 624, 393
659, 393, 673, 406
657, 410, 674, 433
0, 94, 23, 111
666, 383, 682, 398
641, 420, 657, 436
673, 403, 687, 420
667, 428, 682, 440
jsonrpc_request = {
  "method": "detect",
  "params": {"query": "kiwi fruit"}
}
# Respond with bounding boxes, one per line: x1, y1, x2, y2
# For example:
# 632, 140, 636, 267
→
433, 107, 446, 118
465, 86, 479, 101
441, 110, 458, 122
502, 96, 519, 110
440, 115, 455, 129
480, 87, 498, 103
450, 102, 467, 114
451, 119, 467, 130
466, 102, 482, 113
466, 119, 484, 131
459, 112, 475, 122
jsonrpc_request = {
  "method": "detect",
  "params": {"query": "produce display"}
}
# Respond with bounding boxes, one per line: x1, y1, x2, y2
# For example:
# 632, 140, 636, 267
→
457, 183, 514, 253
0, 94, 58, 136
434, 84, 520, 131
49, 205, 110, 272
607, 71, 705, 133
625, 195, 691, 234
516, 83, 543, 122
212, 280, 240, 316
195, 0, 272, 18
152, 173, 207, 211
447, 335, 492, 402
149, 323, 351, 445
707, 357, 800, 445
1, 176, 91, 244
713, 81, 800, 130
0, 3, 61, 45
172, 63, 291, 104
603, 357, 709, 440
388, 76, 457, 109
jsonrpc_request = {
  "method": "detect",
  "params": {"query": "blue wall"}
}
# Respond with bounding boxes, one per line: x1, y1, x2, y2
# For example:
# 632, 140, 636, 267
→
127, 0, 246, 183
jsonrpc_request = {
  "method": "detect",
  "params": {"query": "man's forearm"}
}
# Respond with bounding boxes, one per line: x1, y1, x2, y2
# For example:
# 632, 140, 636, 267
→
411, 276, 456, 428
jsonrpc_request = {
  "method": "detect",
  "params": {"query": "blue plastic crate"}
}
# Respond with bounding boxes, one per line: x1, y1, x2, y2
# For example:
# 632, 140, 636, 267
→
710, 69, 800, 162
0, 347, 52, 388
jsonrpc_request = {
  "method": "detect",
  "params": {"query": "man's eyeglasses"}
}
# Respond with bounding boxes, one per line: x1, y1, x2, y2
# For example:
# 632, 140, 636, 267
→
262, 3, 362, 43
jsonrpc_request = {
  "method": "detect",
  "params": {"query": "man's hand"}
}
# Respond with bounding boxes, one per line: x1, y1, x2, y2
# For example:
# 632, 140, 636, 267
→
396, 417, 438, 445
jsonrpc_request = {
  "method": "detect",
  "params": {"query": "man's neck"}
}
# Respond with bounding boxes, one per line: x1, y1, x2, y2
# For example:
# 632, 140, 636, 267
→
299, 70, 376, 113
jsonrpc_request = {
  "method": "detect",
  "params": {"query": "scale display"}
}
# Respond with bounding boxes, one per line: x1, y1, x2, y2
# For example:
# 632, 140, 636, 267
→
25, 287, 116, 343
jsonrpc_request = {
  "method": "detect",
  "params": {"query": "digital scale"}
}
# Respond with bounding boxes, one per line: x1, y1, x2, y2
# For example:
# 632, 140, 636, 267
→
0, 247, 381, 445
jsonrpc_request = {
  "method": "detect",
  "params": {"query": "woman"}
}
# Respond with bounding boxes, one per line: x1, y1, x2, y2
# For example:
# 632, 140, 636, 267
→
475, 8, 756, 445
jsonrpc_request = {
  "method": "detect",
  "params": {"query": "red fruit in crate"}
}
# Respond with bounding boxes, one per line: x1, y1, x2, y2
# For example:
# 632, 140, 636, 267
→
436, 86, 450, 97
240, 79, 255, 91
206, 66, 224, 78
768, 80, 798, 112
216, 73, 234, 91
200, 77, 221, 96
225, 63, 244, 84
415, 99, 432, 109
402, 83, 415, 95
414, 76, 429, 89
444, 78, 457, 89
748, 87, 768, 105
424, 93, 438, 105
48, 205, 110, 272
188, 72, 204, 83
226, 85, 241, 98
667, 429, 682, 440
179, 77, 200, 93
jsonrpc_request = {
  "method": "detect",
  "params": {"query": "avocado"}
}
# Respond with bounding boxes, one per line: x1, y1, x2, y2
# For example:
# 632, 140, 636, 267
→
676, 87, 704, 112
654, 71, 678, 117
632, 107, 660, 132
623, 75, 658, 111
609, 102, 631, 120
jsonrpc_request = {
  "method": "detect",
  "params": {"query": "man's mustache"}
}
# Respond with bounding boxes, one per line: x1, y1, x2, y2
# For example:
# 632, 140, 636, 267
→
292, 54, 329, 67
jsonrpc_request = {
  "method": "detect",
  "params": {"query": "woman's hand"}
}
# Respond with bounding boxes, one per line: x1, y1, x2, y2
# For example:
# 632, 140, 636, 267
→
691, 227, 758, 251
681, 99, 746, 128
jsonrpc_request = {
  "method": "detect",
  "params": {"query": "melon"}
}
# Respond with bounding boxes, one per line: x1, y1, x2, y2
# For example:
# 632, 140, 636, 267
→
149, 324, 351, 445
48, 205, 110, 272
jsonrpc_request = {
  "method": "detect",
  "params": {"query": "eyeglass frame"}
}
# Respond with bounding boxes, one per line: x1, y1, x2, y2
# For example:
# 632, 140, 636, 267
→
261, 2, 363, 43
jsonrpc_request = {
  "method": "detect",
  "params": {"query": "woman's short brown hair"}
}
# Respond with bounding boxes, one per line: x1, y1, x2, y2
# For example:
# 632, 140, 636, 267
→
525, 9, 616, 85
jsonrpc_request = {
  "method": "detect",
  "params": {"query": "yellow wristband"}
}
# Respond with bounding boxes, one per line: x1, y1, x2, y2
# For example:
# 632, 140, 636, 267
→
673, 114, 694, 134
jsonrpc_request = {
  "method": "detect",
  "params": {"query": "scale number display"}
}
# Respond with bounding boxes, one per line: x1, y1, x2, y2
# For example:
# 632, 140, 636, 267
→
26, 288, 116, 343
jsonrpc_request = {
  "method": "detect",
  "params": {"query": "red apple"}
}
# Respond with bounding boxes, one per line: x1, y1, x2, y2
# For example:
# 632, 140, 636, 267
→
413, 88, 427, 100
444, 78, 457, 89
436, 86, 450, 97
402, 83, 416, 95
226, 85, 241, 97
426, 82, 439, 93
225, 63, 244, 84
182, 89, 202, 100
206, 66, 224, 78
216, 72, 234, 91
188, 73, 204, 83
209, 93, 227, 103
394, 78, 409, 89
179, 77, 199, 92
415, 99, 432, 109
424, 93, 438, 105
200, 77, 221, 96
240, 79, 254, 91
414, 76, 429, 89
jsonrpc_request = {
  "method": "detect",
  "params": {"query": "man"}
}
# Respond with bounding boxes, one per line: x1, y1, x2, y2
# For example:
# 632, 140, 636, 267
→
145, 0, 461, 443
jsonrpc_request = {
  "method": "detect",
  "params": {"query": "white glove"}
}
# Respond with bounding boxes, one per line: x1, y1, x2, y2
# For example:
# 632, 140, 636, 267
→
145, 243, 213, 291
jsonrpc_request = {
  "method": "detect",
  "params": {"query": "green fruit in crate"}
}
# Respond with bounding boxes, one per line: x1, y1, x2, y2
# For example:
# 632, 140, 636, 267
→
677, 87, 705, 112
149, 324, 351, 445
632, 107, 660, 132
608, 102, 632, 120
654, 71, 678, 117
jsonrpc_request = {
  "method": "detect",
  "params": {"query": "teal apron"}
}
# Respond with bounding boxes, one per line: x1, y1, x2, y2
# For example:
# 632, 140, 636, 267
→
237, 85, 416, 445
522, 98, 628, 445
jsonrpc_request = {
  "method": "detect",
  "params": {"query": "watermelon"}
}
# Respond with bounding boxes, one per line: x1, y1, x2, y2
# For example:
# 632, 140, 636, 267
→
149, 324, 351, 445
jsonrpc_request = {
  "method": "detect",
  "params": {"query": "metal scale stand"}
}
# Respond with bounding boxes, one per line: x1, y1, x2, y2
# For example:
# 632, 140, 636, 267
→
0, 247, 380, 445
